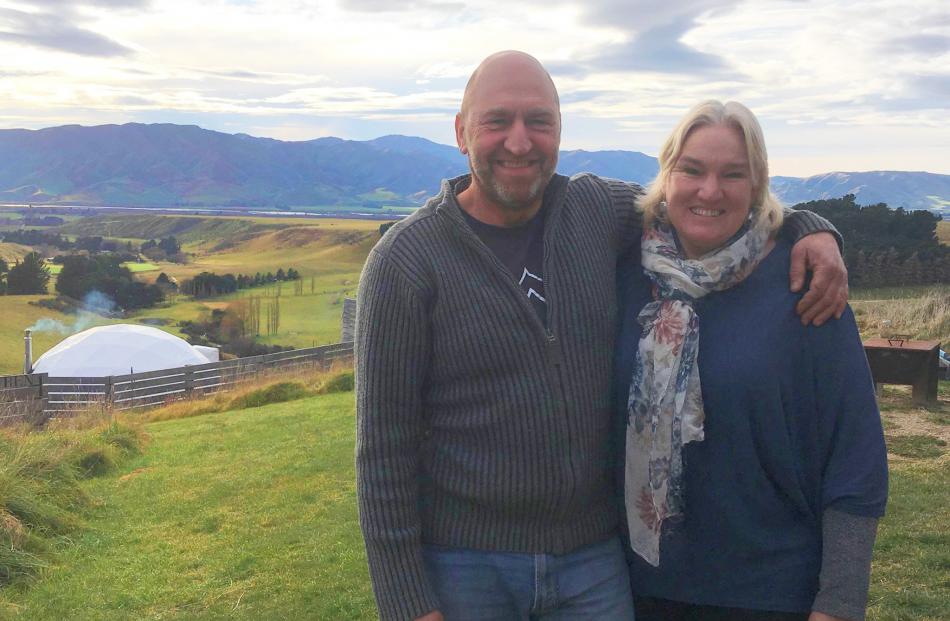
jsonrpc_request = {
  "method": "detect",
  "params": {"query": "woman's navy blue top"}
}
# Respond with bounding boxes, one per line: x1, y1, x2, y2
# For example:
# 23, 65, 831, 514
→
613, 238, 888, 613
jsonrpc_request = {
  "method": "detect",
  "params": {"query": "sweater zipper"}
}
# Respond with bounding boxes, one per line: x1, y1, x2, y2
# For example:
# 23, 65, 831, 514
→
437, 210, 551, 341
438, 185, 577, 523
540, 210, 575, 526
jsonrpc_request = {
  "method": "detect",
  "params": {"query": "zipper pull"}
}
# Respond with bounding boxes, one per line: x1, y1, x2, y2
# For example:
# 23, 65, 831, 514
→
546, 332, 562, 366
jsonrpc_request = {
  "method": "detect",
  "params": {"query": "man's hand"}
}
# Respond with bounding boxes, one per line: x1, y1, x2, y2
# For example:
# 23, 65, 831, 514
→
809, 612, 849, 621
415, 611, 444, 621
789, 231, 848, 326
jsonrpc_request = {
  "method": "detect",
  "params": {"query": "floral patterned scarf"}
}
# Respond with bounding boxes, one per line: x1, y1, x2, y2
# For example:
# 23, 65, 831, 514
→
625, 206, 772, 566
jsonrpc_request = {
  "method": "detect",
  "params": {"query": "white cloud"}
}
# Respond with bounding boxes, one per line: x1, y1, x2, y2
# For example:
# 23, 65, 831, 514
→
0, 0, 947, 175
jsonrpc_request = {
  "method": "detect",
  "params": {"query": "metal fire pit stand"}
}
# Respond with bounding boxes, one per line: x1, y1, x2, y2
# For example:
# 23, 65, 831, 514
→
863, 338, 941, 406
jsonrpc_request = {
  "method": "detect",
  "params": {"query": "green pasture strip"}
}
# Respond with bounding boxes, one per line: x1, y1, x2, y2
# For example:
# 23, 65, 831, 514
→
126, 287, 358, 348
58, 215, 277, 244
51, 260, 162, 274
125, 298, 214, 339
868, 460, 950, 621
124, 262, 160, 273
280, 205, 414, 216
228, 287, 358, 348
0, 393, 374, 620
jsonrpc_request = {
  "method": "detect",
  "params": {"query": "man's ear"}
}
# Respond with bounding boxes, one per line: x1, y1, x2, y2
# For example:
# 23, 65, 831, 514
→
455, 113, 468, 155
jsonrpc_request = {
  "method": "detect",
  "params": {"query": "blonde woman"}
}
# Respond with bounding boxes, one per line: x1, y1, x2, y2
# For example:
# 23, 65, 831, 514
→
614, 101, 888, 621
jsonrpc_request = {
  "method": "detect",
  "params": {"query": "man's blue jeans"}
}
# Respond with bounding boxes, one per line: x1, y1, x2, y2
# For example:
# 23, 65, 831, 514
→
422, 536, 635, 620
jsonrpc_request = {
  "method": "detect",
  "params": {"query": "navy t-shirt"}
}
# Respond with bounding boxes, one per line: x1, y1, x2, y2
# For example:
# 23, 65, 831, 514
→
613, 239, 888, 613
461, 198, 548, 323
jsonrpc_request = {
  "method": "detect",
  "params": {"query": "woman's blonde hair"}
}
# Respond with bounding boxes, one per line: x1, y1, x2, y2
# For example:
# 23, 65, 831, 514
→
639, 100, 784, 233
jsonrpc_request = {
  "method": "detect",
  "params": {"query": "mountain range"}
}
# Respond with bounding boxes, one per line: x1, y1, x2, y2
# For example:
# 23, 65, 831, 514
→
0, 123, 946, 216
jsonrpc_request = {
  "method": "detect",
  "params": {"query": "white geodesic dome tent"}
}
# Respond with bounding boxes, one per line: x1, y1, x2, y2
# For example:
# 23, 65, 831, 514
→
32, 324, 213, 377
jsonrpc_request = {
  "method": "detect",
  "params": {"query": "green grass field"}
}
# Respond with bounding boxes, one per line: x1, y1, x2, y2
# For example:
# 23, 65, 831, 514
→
0, 392, 375, 619
44, 262, 159, 276
126, 286, 356, 349
1, 387, 948, 619
125, 261, 160, 273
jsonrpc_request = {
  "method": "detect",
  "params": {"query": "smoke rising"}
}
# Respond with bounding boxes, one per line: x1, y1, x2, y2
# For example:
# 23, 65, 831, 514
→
27, 290, 118, 335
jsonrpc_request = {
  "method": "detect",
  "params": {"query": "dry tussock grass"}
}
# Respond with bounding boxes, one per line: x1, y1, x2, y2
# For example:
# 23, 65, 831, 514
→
1, 413, 146, 586
271, 227, 327, 247
853, 288, 950, 345
936, 220, 950, 245
1, 509, 26, 547
144, 360, 353, 423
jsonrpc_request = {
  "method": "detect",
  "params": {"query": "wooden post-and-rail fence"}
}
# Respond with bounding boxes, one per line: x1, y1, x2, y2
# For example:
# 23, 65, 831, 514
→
0, 341, 354, 427
0, 372, 48, 426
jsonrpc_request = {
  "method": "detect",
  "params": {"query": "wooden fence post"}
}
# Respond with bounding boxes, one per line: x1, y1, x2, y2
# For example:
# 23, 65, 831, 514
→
104, 376, 115, 409
184, 367, 194, 397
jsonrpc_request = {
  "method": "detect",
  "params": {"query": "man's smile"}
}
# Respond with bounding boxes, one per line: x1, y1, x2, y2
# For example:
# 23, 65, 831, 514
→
494, 159, 538, 169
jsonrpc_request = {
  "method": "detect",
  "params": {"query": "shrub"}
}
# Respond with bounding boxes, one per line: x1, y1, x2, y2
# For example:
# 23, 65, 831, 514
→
229, 382, 311, 410
317, 370, 354, 394
143, 365, 354, 423
6, 252, 50, 295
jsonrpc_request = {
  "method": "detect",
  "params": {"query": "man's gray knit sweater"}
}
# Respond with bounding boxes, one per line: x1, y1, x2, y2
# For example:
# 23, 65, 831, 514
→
355, 173, 835, 621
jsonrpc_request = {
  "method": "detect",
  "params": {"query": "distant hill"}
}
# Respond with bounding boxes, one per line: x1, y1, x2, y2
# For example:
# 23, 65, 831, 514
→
772, 171, 950, 214
0, 123, 946, 215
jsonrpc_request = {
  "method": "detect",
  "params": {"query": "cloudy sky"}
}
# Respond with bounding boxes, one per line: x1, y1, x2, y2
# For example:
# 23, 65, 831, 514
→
0, 0, 947, 177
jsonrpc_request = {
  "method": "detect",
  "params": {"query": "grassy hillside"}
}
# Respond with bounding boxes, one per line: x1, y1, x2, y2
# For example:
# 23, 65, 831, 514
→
53, 213, 379, 283
0, 242, 32, 265
126, 220, 378, 348
0, 392, 375, 619
58, 214, 278, 245
1, 385, 948, 619
0, 214, 384, 374
128, 218, 377, 348
164, 223, 377, 282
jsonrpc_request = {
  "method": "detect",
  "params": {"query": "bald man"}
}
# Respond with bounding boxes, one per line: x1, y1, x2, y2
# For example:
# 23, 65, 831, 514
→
355, 51, 846, 621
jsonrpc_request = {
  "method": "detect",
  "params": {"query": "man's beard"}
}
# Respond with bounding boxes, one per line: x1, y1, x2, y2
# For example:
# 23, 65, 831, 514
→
468, 156, 554, 213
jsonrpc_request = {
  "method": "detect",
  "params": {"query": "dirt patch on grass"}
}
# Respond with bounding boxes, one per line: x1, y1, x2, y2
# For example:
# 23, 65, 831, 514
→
879, 384, 950, 461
